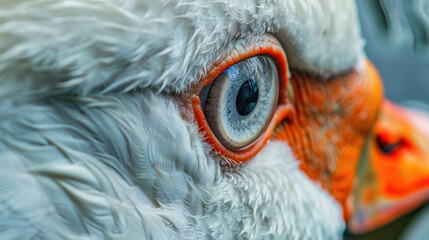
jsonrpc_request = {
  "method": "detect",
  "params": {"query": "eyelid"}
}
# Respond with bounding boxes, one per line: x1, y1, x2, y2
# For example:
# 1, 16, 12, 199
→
190, 35, 292, 163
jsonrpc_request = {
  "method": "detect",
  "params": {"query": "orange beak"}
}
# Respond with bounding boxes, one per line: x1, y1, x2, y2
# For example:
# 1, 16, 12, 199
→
347, 100, 429, 233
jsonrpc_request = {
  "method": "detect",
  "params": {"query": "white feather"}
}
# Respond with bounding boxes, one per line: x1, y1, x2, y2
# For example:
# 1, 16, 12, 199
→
0, 92, 344, 239
0, 0, 363, 99
0, 0, 356, 239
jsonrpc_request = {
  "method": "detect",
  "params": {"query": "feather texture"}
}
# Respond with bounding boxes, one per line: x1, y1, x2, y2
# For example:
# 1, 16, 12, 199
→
0, 0, 356, 239
0, 0, 363, 99
0, 92, 343, 239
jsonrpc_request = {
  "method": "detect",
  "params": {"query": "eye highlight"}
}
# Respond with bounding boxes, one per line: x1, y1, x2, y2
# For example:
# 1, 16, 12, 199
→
200, 56, 279, 150
189, 35, 291, 163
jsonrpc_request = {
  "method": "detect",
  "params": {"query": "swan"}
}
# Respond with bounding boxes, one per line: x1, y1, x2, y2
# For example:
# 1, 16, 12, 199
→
0, 0, 425, 239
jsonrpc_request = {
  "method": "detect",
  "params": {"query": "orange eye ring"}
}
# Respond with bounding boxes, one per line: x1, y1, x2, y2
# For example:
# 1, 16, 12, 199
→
190, 35, 292, 163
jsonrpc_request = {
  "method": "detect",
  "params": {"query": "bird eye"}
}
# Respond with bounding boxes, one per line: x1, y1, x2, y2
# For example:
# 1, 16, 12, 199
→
199, 56, 279, 150
189, 35, 291, 163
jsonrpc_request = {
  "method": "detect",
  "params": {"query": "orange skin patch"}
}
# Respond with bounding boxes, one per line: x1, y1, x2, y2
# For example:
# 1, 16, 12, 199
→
348, 100, 429, 233
273, 61, 383, 213
182, 35, 383, 222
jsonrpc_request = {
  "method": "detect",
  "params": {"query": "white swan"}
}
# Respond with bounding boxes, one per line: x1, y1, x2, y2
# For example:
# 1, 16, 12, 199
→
2, 0, 418, 239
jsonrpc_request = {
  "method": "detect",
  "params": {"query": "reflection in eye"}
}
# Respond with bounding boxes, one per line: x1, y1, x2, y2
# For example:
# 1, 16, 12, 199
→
199, 56, 279, 150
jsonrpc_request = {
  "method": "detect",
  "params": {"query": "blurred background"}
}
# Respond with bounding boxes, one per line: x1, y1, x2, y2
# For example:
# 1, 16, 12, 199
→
356, 0, 429, 105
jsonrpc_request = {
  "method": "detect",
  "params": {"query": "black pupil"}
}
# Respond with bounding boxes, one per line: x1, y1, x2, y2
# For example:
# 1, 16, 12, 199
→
236, 79, 259, 116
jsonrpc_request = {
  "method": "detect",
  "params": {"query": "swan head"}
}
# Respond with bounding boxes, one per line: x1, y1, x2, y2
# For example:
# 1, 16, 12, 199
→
1, 0, 426, 239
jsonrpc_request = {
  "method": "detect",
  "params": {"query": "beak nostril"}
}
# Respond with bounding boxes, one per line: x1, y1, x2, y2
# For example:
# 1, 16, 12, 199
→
376, 134, 401, 155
